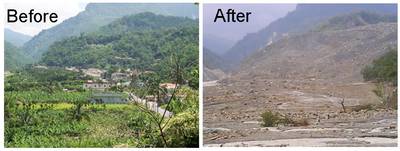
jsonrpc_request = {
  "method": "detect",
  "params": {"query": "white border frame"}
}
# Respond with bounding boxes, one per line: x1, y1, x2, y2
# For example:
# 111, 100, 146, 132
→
0, 0, 399, 150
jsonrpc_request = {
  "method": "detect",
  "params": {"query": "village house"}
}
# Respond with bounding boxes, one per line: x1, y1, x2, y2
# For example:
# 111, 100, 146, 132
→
82, 68, 106, 79
83, 80, 113, 90
65, 67, 79, 72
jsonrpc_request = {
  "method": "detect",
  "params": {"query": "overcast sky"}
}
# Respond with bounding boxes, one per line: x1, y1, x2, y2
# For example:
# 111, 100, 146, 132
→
4, 3, 87, 36
204, 4, 296, 43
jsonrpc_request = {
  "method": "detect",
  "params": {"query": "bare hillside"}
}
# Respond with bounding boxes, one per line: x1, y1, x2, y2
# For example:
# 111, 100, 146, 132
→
238, 23, 397, 82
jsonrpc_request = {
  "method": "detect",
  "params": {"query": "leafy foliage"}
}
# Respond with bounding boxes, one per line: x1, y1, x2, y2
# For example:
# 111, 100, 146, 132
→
260, 110, 308, 127
317, 11, 397, 31
22, 3, 198, 60
362, 49, 397, 109
6, 11, 199, 148
362, 49, 397, 85
162, 87, 199, 147
5, 103, 160, 147
40, 13, 198, 72
5, 67, 90, 92
261, 110, 281, 127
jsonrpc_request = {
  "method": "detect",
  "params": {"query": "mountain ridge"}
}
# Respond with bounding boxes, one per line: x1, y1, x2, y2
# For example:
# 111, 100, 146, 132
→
23, 3, 198, 60
237, 21, 397, 82
222, 4, 397, 71
5, 41, 32, 71
4, 28, 32, 47
39, 12, 198, 71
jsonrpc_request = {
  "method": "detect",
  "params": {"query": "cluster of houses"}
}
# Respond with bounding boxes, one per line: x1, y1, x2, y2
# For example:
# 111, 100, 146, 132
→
68, 67, 178, 105
76, 67, 177, 91
71, 67, 133, 90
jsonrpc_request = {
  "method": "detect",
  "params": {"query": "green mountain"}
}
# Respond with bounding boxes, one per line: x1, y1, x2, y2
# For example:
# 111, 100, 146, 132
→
4, 29, 32, 47
5, 41, 32, 71
23, 3, 198, 60
40, 12, 198, 71
100, 12, 197, 34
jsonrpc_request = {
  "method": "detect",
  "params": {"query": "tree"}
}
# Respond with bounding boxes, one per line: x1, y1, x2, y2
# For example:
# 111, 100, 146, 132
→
361, 49, 397, 109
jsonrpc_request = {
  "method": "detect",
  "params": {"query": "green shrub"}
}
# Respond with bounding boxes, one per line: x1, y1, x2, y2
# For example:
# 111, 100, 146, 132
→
361, 49, 397, 85
362, 49, 397, 109
261, 110, 280, 127
261, 110, 309, 127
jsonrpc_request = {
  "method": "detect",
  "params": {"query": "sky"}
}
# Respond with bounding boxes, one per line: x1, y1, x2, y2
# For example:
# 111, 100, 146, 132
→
204, 4, 296, 43
4, 3, 296, 39
4, 3, 87, 36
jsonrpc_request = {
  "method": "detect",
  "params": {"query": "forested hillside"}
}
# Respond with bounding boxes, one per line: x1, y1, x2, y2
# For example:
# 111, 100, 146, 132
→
23, 3, 198, 60
40, 13, 197, 71
5, 8, 199, 148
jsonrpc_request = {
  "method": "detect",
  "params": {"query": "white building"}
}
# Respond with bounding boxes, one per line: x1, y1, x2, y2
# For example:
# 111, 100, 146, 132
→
82, 68, 106, 79
83, 80, 112, 90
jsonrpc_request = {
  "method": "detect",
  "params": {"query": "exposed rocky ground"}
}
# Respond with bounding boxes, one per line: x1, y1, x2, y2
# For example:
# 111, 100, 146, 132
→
239, 23, 397, 82
203, 12, 398, 147
203, 79, 397, 147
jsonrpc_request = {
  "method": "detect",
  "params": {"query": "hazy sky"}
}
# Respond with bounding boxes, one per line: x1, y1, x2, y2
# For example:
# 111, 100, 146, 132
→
204, 4, 296, 43
4, 3, 87, 36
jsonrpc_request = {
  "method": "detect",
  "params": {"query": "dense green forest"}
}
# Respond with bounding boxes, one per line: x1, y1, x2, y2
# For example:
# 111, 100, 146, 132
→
5, 67, 90, 92
23, 3, 198, 60
362, 49, 397, 85
40, 13, 198, 73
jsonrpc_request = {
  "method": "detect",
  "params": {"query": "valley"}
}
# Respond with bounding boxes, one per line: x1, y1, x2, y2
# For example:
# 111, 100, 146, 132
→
5, 3, 199, 148
203, 4, 397, 147
204, 79, 396, 147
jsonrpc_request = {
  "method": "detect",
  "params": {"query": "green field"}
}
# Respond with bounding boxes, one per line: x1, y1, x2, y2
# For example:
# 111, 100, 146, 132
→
4, 10, 199, 147
7, 104, 146, 147
6, 102, 198, 147
5, 86, 198, 147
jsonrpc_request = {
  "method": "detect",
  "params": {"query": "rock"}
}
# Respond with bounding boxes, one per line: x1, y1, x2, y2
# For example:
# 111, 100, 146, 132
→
368, 127, 385, 133
204, 127, 231, 133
